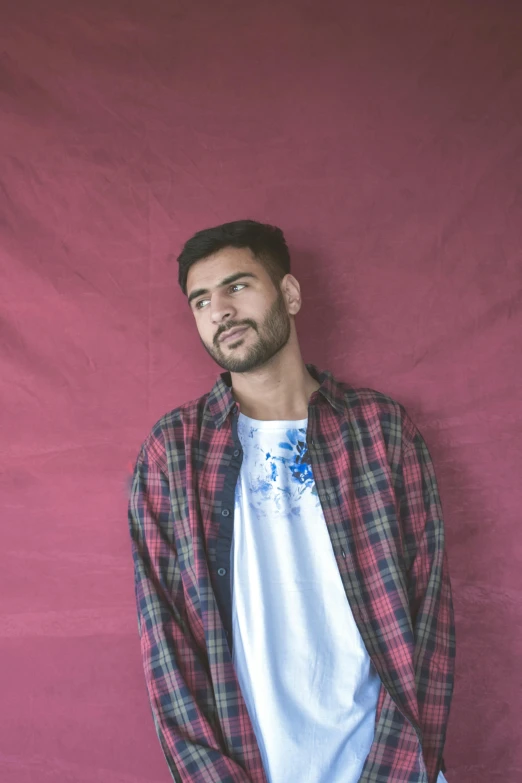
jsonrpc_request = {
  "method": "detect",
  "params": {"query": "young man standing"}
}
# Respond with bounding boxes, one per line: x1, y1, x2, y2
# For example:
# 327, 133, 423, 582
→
127, 220, 455, 783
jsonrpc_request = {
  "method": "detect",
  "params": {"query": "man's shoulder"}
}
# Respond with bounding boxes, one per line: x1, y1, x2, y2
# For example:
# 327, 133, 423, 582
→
335, 377, 407, 418
336, 377, 422, 454
135, 389, 212, 466
155, 388, 212, 429
331, 376, 417, 455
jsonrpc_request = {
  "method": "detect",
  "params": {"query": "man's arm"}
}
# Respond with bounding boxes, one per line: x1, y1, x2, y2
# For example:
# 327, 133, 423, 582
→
398, 418, 456, 783
127, 442, 252, 783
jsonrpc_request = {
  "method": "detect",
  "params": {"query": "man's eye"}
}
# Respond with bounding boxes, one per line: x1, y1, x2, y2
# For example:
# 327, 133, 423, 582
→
195, 283, 246, 310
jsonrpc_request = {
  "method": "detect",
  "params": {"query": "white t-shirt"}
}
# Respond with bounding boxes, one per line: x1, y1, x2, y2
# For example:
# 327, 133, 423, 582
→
230, 413, 448, 783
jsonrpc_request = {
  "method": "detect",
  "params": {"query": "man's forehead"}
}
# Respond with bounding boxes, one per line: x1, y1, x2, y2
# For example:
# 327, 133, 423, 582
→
187, 248, 260, 287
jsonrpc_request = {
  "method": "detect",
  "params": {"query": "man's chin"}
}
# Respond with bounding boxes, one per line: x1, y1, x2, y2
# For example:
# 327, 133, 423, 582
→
214, 352, 264, 374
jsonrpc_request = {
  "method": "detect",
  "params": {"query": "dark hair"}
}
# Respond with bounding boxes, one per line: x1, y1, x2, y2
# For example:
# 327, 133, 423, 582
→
177, 219, 291, 296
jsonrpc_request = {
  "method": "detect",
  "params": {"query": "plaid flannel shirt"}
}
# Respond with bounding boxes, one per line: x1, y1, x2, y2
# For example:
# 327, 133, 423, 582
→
127, 363, 456, 783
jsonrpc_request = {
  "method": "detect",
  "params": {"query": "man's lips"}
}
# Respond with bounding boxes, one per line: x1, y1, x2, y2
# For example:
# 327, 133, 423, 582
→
219, 326, 249, 343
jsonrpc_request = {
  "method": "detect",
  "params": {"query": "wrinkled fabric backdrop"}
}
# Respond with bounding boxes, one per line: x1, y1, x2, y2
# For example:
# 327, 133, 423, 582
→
1, 1, 521, 781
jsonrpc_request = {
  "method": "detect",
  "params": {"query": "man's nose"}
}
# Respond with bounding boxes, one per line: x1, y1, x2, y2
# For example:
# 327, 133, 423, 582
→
210, 298, 236, 324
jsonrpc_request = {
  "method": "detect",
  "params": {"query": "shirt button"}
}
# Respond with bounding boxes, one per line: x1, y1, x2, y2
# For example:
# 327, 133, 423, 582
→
221, 508, 230, 517
218, 568, 227, 576
233, 449, 240, 457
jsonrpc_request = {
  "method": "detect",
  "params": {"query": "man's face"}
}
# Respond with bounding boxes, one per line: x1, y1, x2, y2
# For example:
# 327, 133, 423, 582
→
186, 246, 292, 373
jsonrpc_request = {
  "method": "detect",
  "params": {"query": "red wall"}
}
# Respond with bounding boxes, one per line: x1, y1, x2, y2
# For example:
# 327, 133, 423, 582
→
2, 2, 521, 781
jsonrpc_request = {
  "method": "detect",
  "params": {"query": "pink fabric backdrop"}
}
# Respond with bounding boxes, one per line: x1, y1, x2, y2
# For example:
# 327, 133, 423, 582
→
2, 1, 521, 781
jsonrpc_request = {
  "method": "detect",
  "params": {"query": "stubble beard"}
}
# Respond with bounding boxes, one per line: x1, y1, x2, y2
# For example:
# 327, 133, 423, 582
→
200, 288, 292, 373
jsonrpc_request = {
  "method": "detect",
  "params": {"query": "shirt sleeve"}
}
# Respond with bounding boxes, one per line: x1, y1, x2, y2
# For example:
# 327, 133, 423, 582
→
398, 421, 456, 783
127, 442, 252, 783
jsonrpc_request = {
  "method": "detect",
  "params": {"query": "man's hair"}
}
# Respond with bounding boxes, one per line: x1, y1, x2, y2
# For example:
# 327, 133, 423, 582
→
177, 219, 291, 296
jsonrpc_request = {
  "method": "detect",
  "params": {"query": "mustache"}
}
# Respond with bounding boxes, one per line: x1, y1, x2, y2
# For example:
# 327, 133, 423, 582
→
216, 321, 256, 342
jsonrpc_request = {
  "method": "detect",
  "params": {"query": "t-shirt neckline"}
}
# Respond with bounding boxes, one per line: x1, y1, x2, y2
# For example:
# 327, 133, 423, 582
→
238, 412, 308, 429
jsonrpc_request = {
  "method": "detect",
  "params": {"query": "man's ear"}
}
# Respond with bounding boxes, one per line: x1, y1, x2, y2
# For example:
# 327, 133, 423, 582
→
283, 274, 302, 315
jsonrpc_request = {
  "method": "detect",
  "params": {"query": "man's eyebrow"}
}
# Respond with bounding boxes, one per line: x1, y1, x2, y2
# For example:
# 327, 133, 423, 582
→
187, 272, 258, 306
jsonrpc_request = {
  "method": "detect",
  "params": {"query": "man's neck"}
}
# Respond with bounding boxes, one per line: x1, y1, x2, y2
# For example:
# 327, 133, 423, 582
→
229, 359, 321, 421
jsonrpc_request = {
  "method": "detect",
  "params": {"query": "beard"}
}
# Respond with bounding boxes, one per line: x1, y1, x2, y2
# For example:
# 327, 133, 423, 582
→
199, 287, 292, 373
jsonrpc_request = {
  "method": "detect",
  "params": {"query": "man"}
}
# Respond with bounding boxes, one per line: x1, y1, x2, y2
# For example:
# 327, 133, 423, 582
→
127, 219, 456, 783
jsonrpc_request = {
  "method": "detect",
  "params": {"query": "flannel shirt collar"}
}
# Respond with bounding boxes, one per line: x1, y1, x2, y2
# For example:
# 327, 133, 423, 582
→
207, 363, 346, 429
